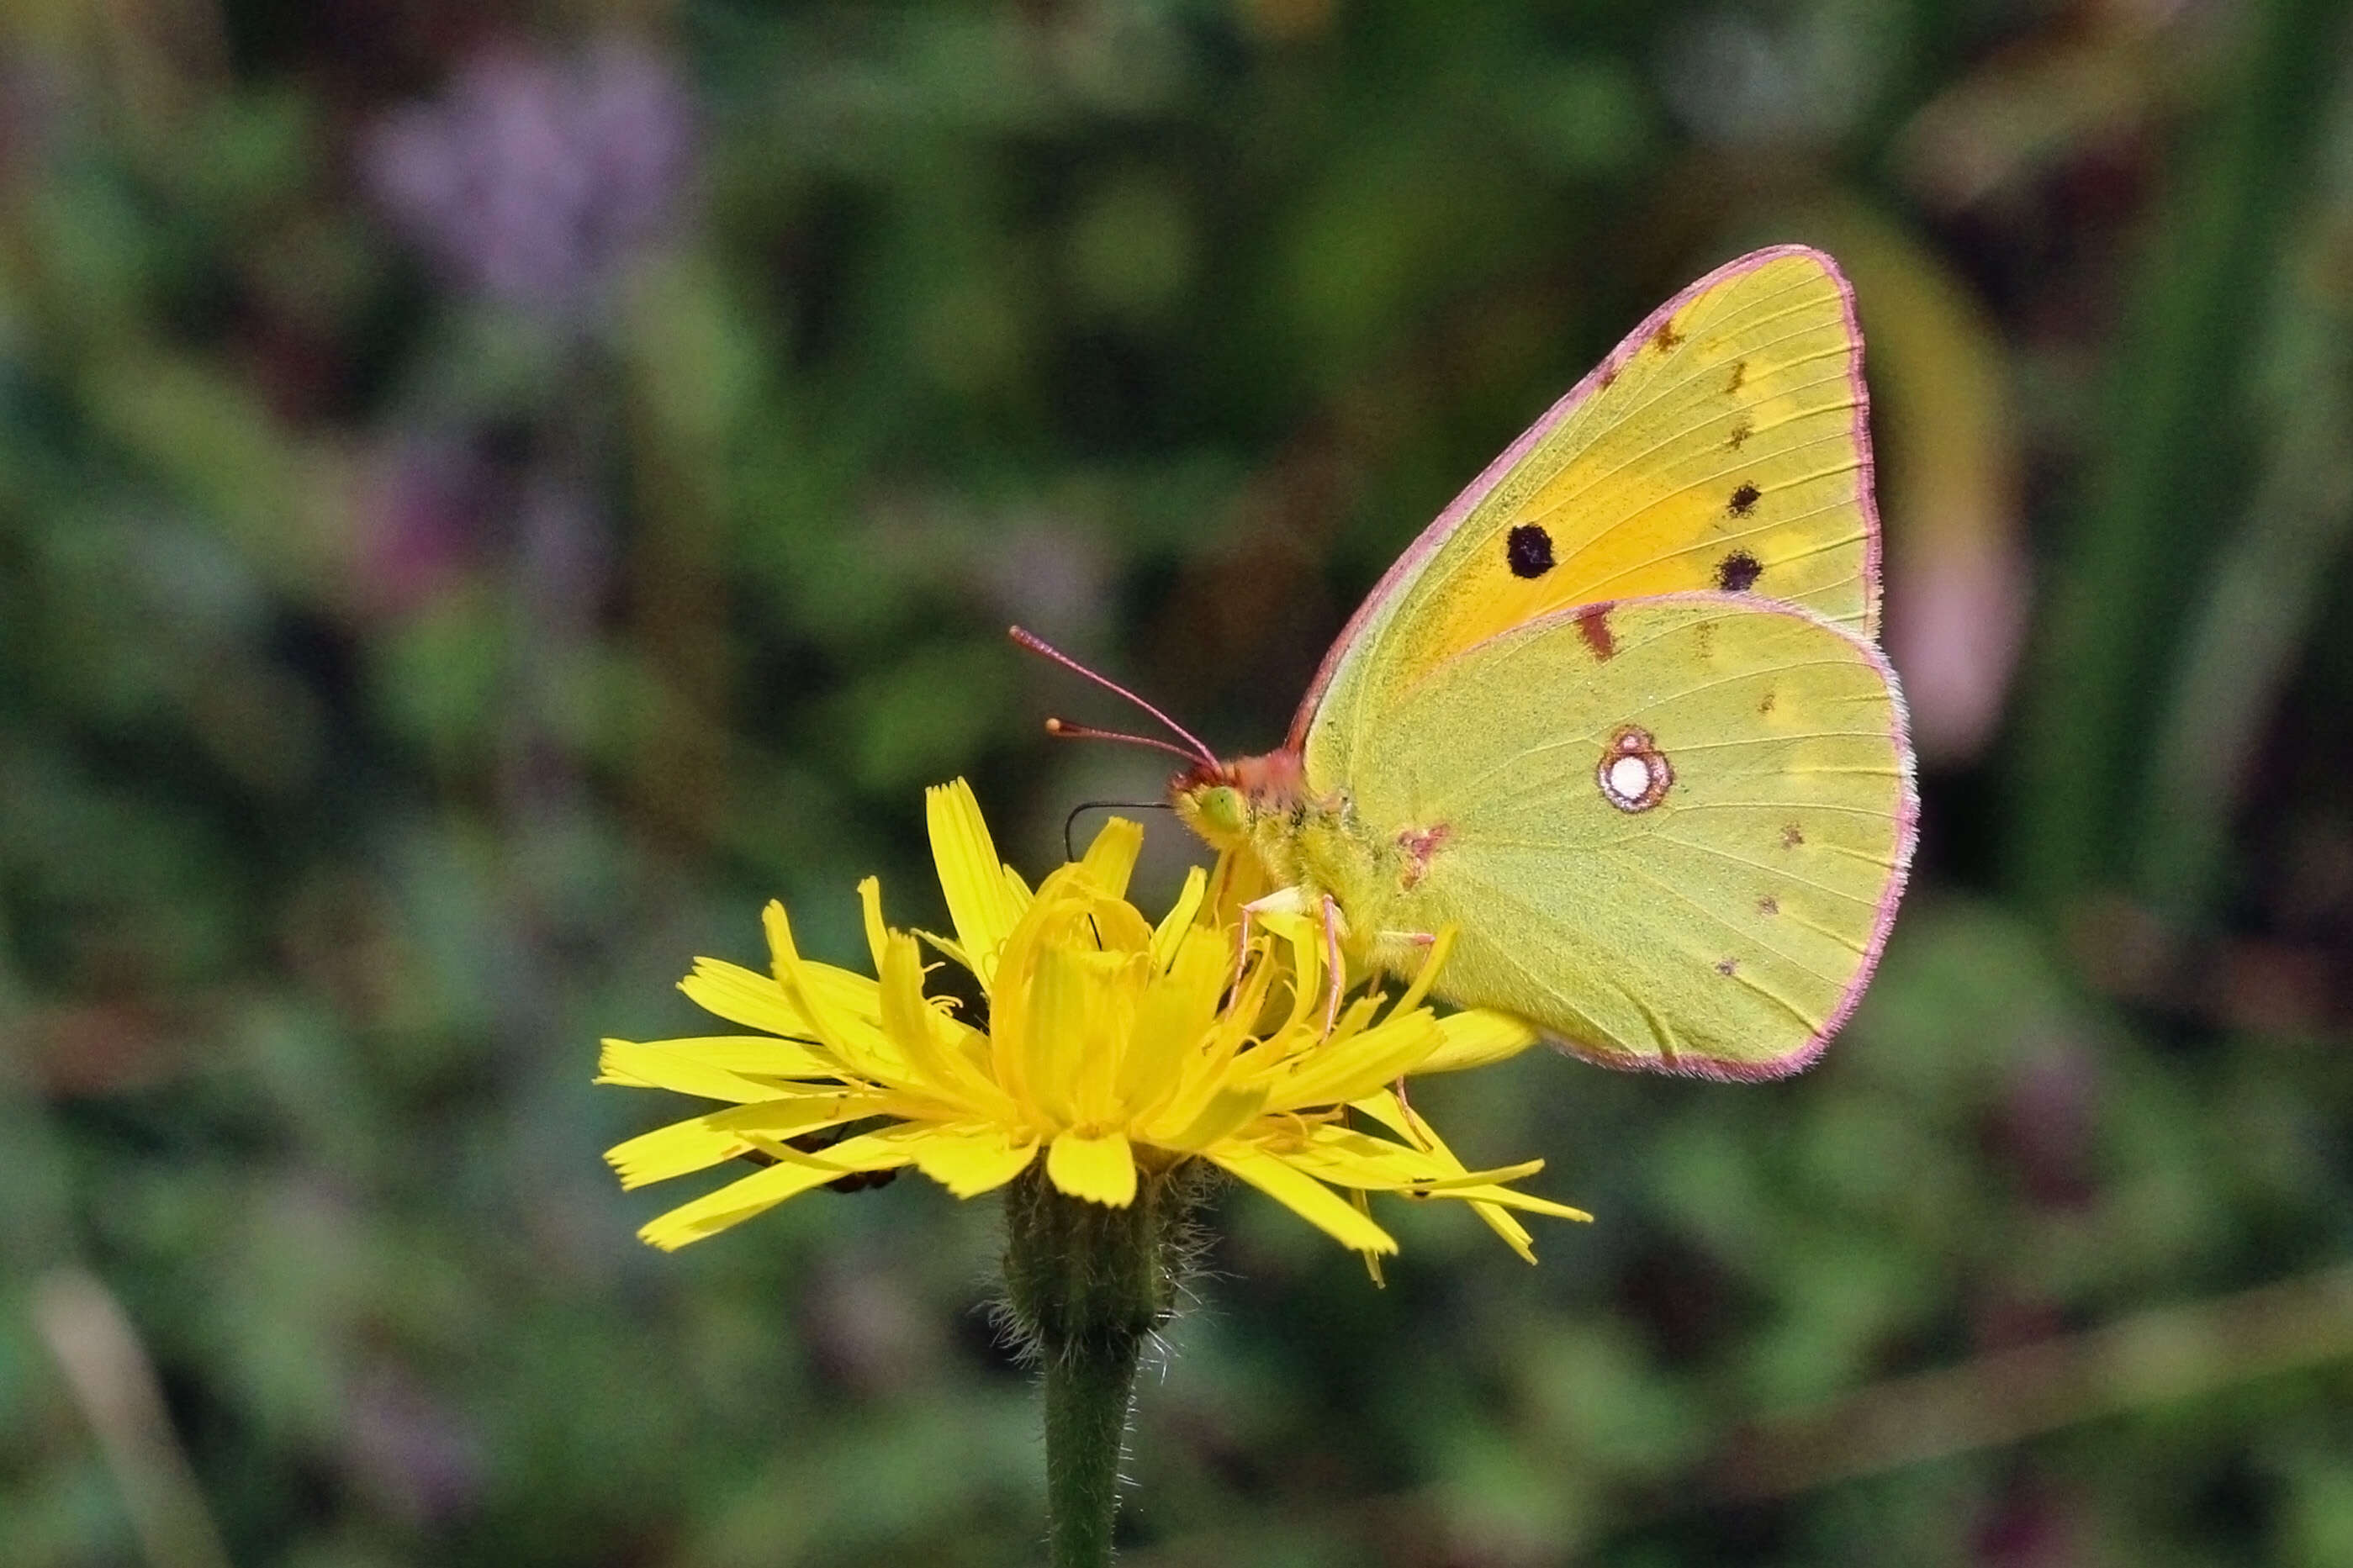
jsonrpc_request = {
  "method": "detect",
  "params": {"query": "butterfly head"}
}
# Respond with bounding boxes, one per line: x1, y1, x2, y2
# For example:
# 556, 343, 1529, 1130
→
1171, 750, 1304, 853
1171, 773, 1247, 850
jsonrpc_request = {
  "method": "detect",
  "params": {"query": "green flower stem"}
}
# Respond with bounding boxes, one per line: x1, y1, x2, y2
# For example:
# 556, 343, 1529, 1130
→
1040, 1326, 1143, 1566
1002, 1164, 1194, 1567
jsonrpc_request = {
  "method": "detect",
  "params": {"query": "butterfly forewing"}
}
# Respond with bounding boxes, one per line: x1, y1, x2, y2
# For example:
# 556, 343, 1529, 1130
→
1304, 247, 1875, 755
1320, 594, 1913, 1076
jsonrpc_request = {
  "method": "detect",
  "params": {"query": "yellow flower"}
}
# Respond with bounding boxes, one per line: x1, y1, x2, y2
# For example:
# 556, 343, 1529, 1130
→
599, 780, 1590, 1257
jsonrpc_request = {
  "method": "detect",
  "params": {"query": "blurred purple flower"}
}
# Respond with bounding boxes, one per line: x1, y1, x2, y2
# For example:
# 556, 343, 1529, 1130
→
342, 1360, 486, 1527
361, 40, 694, 316
355, 431, 510, 615
1992, 1041, 2101, 1210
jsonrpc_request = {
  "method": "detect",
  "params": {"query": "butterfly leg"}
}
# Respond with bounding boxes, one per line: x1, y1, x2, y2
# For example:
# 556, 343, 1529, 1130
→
1320, 895, 1346, 1037
1377, 932, 1436, 1110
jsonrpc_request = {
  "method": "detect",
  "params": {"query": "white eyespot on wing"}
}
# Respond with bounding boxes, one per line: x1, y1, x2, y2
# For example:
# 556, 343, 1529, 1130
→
1596, 726, 1674, 812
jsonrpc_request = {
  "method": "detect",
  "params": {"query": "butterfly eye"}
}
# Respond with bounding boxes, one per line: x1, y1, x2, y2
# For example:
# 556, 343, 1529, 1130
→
1197, 785, 1244, 835
1596, 726, 1673, 813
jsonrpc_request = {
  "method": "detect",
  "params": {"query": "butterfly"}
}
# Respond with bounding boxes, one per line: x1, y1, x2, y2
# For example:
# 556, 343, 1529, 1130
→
1027, 246, 1917, 1078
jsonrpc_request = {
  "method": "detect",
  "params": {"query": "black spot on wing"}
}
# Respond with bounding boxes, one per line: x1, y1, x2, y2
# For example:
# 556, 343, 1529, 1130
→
1505, 524, 1555, 578
1728, 483, 1760, 517
1716, 550, 1763, 592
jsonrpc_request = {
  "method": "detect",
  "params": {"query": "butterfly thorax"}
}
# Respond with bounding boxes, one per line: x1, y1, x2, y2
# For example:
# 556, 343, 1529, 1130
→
1172, 750, 1427, 972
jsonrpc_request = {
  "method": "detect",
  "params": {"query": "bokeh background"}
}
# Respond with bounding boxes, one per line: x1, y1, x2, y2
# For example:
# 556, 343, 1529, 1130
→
4, 1, 2353, 1564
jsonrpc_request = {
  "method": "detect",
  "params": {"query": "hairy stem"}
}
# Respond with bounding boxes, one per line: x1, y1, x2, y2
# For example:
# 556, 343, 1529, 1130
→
1001, 1163, 1199, 1565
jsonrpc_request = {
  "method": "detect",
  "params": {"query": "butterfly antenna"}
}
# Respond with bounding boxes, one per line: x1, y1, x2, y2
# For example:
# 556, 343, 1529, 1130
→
1042, 717, 1205, 764
1063, 799, 1172, 858
1010, 626, 1219, 768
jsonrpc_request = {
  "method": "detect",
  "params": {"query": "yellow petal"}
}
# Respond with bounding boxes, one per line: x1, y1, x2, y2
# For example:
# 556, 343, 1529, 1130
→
880, 931, 1011, 1117
1046, 1128, 1138, 1207
1284, 1126, 1549, 1194
1020, 940, 1093, 1127
1033, 858, 1153, 953
858, 877, 891, 976
1149, 866, 1208, 973
908, 1122, 1040, 1197
1348, 1088, 1413, 1138
1471, 1202, 1539, 1264
912, 927, 974, 974
635, 1130, 918, 1250
1148, 948, 1278, 1134
604, 1094, 880, 1188
607, 1122, 754, 1188
1424, 1183, 1593, 1222
1210, 1147, 1396, 1254
1118, 928, 1229, 1114
1388, 925, 1457, 1017
1349, 1094, 1584, 1243
596, 1041, 791, 1103
926, 779, 1026, 989
1077, 816, 1145, 901
1264, 1013, 1444, 1111
1151, 1085, 1267, 1152
1088, 895, 1158, 957
1414, 1010, 1539, 1074
1262, 906, 1325, 1038
1207, 845, 1273, 925
678, 958, 822, 1040
764, 901, 909, 1085
1351, 1190, 1388, 1286
602, 1035, 842, 1081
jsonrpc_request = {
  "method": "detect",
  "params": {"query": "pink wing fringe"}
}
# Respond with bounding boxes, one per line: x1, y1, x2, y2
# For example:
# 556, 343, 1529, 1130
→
1286, 244, 1884, 752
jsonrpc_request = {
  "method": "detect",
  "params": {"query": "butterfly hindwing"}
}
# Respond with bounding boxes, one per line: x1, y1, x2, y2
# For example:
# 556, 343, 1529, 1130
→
1319, 593, 1914, 1076
1299, 246, 1876, 752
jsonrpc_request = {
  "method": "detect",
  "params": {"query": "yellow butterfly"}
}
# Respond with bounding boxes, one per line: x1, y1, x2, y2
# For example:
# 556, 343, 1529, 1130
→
1033, 246, 1917, 1077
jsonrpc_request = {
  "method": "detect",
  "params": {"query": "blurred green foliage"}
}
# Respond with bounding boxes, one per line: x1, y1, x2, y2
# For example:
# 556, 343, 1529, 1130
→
3, 2, 2353, 1565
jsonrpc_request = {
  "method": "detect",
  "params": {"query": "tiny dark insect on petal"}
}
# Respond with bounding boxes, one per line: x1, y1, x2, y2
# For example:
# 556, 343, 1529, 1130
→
1728, 483, 1760, 516
1716, 550, 1763, 592
1505, 524, 1555, 578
